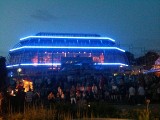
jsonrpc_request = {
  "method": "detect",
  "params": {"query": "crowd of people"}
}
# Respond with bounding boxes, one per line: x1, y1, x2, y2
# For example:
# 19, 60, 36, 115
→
7, 72, 160, 107
0, 71, 159, 114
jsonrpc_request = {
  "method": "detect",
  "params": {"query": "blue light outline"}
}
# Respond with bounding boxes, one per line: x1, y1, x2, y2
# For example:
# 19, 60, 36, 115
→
9, 46, 125, 52
6, 62, 128, 68
21, 63, 61, 66
6, 64, 20, 68
94, 63, 128, 66
20, 36, 115, 42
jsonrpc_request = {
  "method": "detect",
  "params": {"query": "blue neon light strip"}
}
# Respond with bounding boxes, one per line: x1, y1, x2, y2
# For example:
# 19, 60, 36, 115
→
94, 63, 128, 66
21, 63, 61, 66
6, 62, 128, 68
6, 63, 61, 68
20, 36, 115, 42
7, 64, 20, 67
10, 46, 125, 52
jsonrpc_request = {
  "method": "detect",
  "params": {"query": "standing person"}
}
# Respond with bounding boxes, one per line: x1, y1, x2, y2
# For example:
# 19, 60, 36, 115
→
16, 88, 25, 112
58, 86, 63, 96
156, 85, 160, 102
119, 84, 127, 104
137, 85, 145, 105
128, 85, 136, 105
0, 92, 3, 114
61, 91, 65, 103
33, 90, 41, 106
111, 83, 118, 102
25, 88, 33, 106
48, 91, 55, 103
92, 84, 98, 95
70, 90, 76, 104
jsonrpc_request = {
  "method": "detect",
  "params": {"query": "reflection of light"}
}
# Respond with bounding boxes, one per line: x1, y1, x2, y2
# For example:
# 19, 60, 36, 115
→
20, 36, 116, 42
9, 46, 125, 52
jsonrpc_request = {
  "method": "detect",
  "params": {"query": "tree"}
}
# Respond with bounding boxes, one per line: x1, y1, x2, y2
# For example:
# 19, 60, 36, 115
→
0, 56, 7, 91
136, 51, 159, 69
0, 56, 8, 114
125, 51, 136, 65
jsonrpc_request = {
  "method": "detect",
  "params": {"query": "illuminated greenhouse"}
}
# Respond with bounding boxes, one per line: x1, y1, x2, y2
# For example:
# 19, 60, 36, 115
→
7, 32, 128, 75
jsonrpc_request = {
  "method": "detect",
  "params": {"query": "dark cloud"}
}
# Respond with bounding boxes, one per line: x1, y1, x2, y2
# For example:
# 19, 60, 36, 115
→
30, 9, 56, 21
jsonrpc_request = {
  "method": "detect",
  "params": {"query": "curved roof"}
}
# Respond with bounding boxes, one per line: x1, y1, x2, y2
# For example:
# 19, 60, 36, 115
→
9, 33, 125, 52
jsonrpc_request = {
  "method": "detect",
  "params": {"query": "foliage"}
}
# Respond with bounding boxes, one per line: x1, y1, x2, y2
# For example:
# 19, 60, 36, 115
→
125, 51, 136, 65
136, 51, 159, 69
0, 56, 7, 91
137, 109, 150, 120
3, 102, 160, 120
90, 102, 119, 118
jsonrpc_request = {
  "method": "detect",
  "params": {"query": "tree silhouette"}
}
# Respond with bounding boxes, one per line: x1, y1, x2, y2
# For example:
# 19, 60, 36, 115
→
0, 56, 8, 114
125, 51, 135, 65
0, 56, 7, 92
135, 51, 159, 69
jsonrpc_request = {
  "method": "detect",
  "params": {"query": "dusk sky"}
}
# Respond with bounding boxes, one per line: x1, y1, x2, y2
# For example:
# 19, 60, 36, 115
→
0, 0, 160, 57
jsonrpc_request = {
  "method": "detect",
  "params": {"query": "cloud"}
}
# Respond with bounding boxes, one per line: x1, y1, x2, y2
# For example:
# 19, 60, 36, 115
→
30, 9, 56, 21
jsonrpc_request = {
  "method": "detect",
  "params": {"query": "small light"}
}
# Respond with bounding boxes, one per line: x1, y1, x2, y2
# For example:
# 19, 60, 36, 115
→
17, 68, 22, 73
114, 73, 118, 76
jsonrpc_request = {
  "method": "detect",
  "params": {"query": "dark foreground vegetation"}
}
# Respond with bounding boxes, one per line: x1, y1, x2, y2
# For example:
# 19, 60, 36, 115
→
0, 101, 160, 120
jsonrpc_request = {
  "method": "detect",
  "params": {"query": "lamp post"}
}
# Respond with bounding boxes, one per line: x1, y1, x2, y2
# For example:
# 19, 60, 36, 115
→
17, 68, 22, 80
